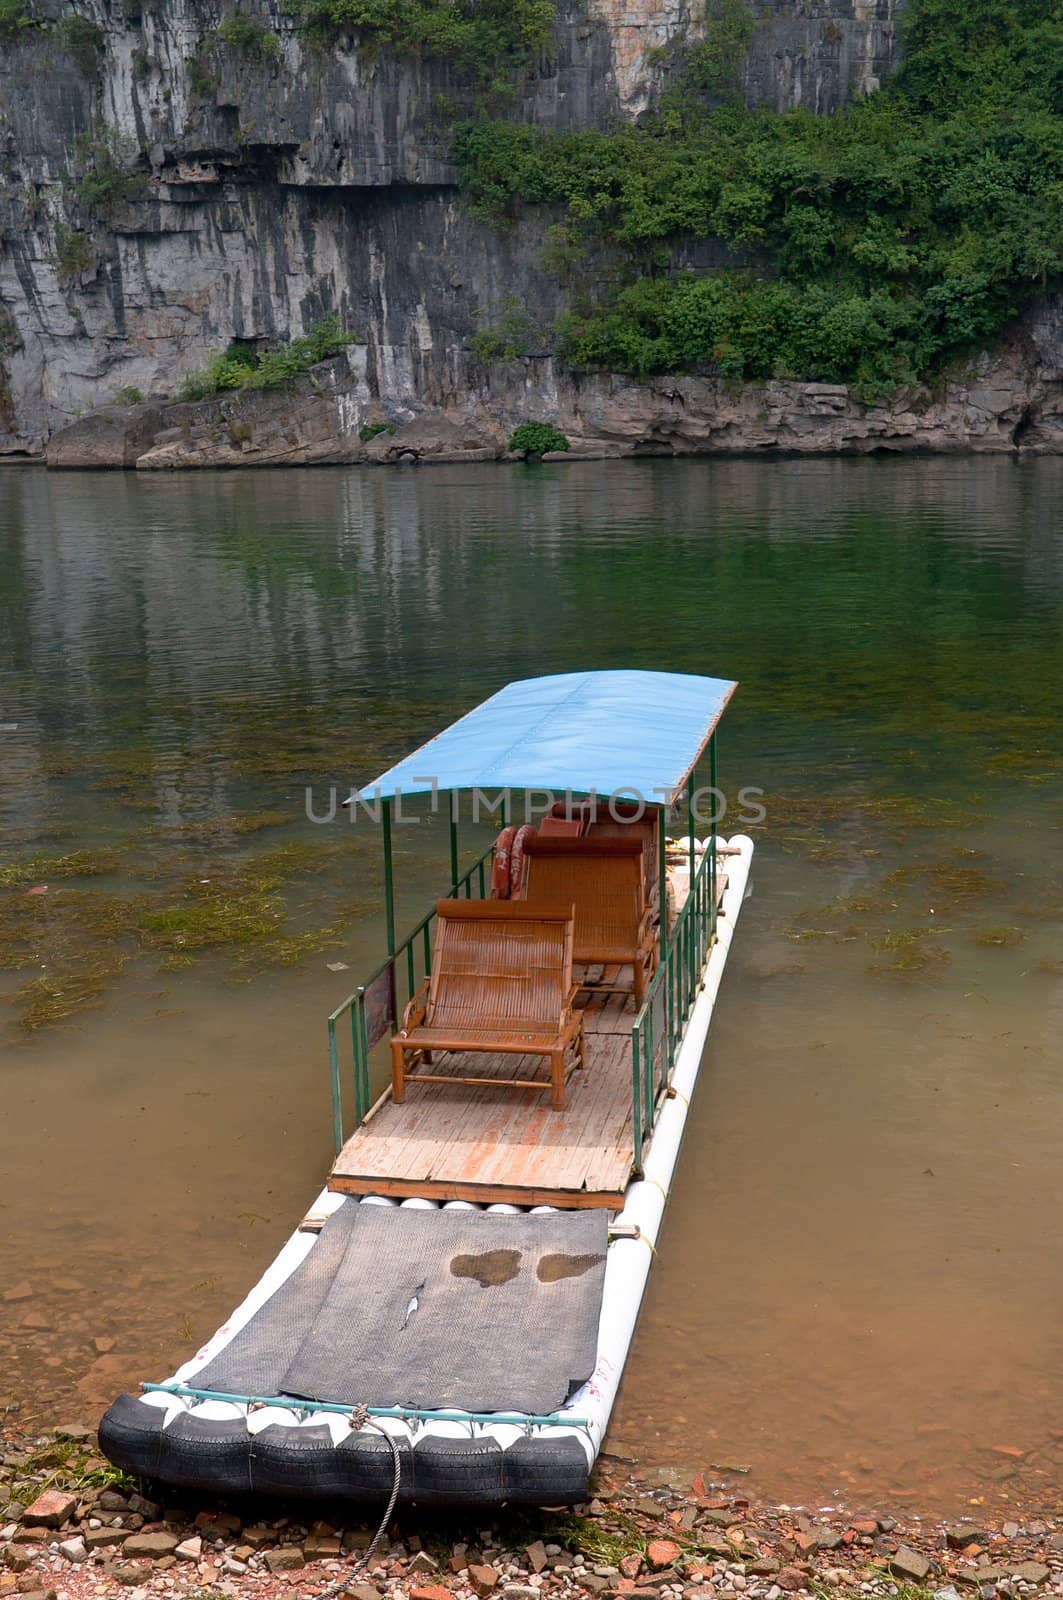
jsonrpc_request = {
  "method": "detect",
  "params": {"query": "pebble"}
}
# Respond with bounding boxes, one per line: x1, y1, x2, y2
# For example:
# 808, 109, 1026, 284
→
891, 1547, 933, 1582
23, 1492, 77, 1529
647, 1542, 683, 1571
469, 1564, 500, 1595
123, 1532, 179, 1559
264, 1547, 306, 1573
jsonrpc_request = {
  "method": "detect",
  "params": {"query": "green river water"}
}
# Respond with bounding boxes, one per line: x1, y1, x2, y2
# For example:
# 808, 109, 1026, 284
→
0, 457, 1061, 1515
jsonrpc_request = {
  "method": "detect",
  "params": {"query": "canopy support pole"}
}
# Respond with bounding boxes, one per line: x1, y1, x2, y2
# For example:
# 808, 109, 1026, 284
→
709, 730, 718, 937
382, 797, 396, 954
448, 793, 459, 892
687, 771, 697, 992
657, 804, 668, 941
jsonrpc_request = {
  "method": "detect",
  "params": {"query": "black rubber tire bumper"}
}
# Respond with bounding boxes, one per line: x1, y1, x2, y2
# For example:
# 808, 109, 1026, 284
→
99, 1393, 590, 1507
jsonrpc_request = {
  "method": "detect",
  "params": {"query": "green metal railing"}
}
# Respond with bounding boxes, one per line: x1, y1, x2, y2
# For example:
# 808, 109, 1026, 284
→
328, 747, 722, 1169
630, 827, 718, 1174
327, 838, 496, 1152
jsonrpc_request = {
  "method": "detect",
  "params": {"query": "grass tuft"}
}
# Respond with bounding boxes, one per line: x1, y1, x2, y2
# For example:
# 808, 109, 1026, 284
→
868, 926, 950, 977
973, 923, 1025, 947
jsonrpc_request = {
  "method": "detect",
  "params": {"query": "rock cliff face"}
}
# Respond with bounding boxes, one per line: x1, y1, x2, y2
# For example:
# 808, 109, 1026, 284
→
43, 295, 1063, 468
11, 0, 1054, 464
0, 0, 913, 457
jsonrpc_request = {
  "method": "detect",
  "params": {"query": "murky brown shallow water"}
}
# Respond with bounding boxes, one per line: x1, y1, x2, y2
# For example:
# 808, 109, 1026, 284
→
1, 457, 1061, 1516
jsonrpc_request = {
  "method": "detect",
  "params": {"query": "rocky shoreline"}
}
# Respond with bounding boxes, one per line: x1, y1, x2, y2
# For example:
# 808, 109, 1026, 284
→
3, 1421, 1062, 1600
28, 297, 1063, 471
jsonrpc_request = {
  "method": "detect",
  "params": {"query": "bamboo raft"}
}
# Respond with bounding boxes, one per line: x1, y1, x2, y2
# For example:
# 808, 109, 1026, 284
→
99, 670, 753, 1509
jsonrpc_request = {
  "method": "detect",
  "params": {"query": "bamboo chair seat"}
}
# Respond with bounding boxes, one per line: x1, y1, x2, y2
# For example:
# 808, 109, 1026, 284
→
390, 899, 584, 1111
517, 837, 657, 1007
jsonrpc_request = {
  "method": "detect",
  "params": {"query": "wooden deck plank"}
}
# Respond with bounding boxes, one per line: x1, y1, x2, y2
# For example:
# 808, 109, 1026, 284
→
441, 1037, 616, 1191
470, 1043, 614, 1194
329, 1019, 635, 1206
329, 862, 730, 1208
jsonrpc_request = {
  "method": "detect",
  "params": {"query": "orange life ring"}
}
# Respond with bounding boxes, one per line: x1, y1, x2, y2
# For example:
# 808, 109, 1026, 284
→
509, 824, 537, 898
491, 826, 517, 898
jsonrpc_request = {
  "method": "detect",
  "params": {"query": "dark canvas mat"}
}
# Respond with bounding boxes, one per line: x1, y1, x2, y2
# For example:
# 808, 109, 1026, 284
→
197, 1202, 608, 1417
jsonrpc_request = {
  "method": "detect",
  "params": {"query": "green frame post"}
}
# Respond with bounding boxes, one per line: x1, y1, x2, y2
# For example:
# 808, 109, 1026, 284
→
382, 796, 396, 954
687, 771, 697, 994
449, 792, 459, 892
657, 803, 668, 938
709, 730, 718, 937
328, 1016, 343, 1153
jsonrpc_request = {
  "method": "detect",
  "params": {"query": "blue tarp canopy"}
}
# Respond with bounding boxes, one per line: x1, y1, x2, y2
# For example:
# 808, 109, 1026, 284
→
350, 670, 736, 806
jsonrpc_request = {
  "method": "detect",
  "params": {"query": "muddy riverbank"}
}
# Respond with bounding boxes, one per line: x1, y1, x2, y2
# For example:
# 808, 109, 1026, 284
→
2, 1419, 1063, 1600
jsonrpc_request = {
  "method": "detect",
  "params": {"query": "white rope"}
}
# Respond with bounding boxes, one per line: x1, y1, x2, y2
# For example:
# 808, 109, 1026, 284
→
310, 1410, 404, 1600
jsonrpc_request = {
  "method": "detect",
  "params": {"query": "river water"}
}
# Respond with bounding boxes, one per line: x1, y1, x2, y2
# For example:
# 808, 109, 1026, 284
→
1, 458, 1061, 1517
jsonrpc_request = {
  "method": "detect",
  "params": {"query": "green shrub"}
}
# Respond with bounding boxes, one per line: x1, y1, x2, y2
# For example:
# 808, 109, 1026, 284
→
468, 297, 536, 361
56, 13, 103, 74
295, 0, 555, 83
216, 11, 280, 59
455, 0, 1063, 389
114, 384, 144, 405
72, 130, 147, 215
54, 222, 94, 281
179, 316, 356, 400
508, 421, 569, 455
187, 48, 218, 96
0, 0, 35, 38
358, 421, 396, 441
652, 0, 754, 105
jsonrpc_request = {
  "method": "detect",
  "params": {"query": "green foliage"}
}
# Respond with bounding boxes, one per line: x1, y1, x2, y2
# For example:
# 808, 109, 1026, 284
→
358, 420, 396, 440
216, 10, 280, 59
295, 0, 555, 84
56, 12, 103, 73
654, 0, 755, 106
114, 384, 144, 405
187, 48, 218, 95
72, 129, 147, 215
455, 0, 1063, 388
54, 222, 94, 281
508, 420, 569, 455
179, 316, 356, 400
538, 222, 587, 279
559, 273, 920, 394
0, 0, 36, 39
468, 296, 536, 361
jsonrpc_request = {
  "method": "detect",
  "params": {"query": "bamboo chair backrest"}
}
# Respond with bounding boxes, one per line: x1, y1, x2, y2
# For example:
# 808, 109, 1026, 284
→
551, 801, 659, 891
428, 900, 575, 1034
519, 838, 646, 961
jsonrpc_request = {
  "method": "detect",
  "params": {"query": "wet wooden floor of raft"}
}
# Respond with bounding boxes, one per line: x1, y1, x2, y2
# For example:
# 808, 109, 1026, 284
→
328, 982, 639, 1210
329, 869, 730, 1210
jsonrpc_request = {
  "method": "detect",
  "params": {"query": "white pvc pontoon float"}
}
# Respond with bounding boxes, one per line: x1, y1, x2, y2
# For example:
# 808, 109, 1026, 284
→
101, 671, 754, 1507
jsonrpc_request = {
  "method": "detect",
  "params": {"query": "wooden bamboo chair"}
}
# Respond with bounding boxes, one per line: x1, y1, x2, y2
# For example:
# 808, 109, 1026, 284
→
550, 800, 659, 894
517, 837, 656, 1007
390, 900, 584, 1111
